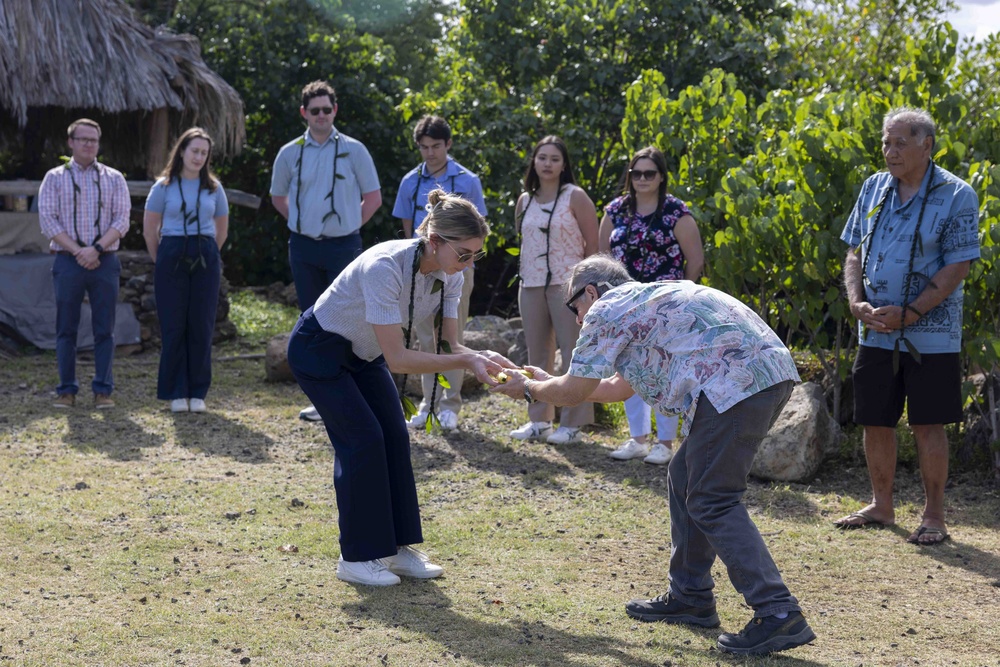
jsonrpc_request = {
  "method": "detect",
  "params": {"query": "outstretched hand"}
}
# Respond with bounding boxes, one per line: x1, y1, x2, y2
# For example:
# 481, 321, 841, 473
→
470, 354, 506, 386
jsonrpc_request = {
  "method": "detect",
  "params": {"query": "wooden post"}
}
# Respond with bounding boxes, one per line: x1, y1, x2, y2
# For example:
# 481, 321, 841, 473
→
146, 107, 169, 177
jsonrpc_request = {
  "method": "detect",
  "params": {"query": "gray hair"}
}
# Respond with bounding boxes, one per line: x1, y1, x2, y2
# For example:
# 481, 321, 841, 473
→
883, 107, 936, 147
566, 254, 633, 299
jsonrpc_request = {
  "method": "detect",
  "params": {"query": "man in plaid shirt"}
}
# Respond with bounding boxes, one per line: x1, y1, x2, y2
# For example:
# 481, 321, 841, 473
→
38, 119, 131, 409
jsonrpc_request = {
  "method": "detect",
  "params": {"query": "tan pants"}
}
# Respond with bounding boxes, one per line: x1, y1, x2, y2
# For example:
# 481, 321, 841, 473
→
518, 284, 594, 427
414, 267, 474, 415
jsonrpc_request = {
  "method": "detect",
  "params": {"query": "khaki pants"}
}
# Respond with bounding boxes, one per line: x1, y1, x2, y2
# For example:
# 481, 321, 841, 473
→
518, 284, 594, 427
414, 267, 474, 415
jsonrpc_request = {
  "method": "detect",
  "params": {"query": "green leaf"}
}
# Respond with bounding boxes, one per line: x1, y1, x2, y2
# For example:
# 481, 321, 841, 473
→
506, 247, 520, 256
337, 152, 349, 158
431, 279, 444, 294
425, 411, 440, 434
295, 138, 306, 146
436, 374, 451, 389
335, 173, 346, 180
439, 340, 452, 354
401, 395, 417, 420
901, 337, 922, 364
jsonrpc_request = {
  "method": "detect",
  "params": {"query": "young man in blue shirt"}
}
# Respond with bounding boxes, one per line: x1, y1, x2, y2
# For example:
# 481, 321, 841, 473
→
392, 116, 487, 431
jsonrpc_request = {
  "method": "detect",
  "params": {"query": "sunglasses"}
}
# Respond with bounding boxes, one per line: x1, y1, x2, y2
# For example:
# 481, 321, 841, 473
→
565, 281, 614, 316
446, 241, 486, 263
629, 169, 660, 181
307, 106, 334, 116
71, 136, 100, 145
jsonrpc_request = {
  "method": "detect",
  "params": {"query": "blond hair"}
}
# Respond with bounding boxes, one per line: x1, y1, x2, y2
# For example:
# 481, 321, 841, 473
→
415, 188, 489, 242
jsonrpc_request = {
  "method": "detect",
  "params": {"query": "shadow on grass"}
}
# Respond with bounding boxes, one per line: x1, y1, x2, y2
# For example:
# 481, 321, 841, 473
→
64, 410, 166, 461
342, 583, 828, 666
169, 411, 274, 463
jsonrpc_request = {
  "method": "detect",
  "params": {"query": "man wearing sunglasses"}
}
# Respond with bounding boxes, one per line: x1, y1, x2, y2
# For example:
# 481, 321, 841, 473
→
392, 115, 487, 432
271, 80, 382, 422
38, 118, 131, 410
491, 254, 814, 657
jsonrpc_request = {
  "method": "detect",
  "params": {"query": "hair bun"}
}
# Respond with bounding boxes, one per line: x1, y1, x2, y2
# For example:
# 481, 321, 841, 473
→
426, 188, 447, 207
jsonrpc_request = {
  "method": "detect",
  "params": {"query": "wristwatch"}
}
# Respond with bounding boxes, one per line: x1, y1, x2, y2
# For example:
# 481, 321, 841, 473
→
92, 241, 104, 253
523, 379, 537, 405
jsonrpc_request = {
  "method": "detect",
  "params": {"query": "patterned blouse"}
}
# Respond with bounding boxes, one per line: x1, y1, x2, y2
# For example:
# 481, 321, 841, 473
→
604, 194, 691, 281
519, 188, 586, 287
568, 282, 800, 435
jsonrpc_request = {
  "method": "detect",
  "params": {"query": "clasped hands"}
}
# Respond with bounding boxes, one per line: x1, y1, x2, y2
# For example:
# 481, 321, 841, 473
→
470, 350, 552, 397
73, 245, 102, 270
851, 301, 917, 333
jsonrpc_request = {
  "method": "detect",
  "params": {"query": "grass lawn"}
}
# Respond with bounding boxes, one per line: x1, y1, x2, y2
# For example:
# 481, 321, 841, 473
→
2, 300, 999, 666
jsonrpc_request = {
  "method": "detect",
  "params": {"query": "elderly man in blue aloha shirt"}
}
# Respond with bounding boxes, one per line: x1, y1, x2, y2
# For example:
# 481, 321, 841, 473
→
492, 254, 815, 657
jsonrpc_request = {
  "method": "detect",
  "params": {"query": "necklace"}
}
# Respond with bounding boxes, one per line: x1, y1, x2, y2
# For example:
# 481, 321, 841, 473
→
520, 186, 563, 291
65, 163, 102, 245
398, 240, 447, 428
859, 161, 945, 372
410, 162, 462, 224
176, 177, 206, 272
294, 131, 344, 233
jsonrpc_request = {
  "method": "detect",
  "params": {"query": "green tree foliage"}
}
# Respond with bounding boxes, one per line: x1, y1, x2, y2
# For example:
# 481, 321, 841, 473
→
403, 0, 793, 248
165, 0, 437, 284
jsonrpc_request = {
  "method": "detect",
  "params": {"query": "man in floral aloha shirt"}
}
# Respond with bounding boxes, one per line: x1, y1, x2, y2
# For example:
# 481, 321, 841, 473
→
492, 254, 815, 657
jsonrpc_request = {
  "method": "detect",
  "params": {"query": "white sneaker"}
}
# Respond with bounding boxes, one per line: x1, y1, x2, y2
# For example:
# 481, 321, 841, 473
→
406, 411, 429, 430
384, 545, 444, 579
299, 405, 322, 422
644, 443, 673, 465
547, 426, 582, 444
189, 398, 206, 413
437, 410, 459, 432
170, 398, 189, 413
609, 438, 649, 460
336, 556, 400, 586
509, 421, 553, 441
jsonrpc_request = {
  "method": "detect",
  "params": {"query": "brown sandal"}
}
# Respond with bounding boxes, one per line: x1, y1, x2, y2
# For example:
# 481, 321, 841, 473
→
834, 508, 894, 530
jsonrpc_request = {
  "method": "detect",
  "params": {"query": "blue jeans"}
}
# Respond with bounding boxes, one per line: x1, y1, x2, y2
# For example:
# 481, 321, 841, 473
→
51, 252, 120, 396
288, 232, 362, 311
154, 237, 221, 400
667, 380, 800, 617
288, 311, 423, 561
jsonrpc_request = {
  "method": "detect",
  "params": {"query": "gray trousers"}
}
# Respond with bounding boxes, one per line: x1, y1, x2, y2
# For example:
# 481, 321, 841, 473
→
667, 380, 801, 617
518, 284, 593, 427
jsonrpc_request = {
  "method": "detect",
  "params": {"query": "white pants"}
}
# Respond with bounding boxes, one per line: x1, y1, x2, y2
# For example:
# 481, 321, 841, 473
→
625, 393, 679, 442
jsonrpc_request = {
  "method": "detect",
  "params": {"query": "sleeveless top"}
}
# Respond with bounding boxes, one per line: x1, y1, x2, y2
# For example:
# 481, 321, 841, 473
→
519, 188, 586, 287
605, 194, 692, 282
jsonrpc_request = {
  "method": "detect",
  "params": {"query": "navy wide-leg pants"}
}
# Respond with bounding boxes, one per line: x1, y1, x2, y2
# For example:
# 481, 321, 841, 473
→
288, 310, 423, 561
154, 236, 221, 401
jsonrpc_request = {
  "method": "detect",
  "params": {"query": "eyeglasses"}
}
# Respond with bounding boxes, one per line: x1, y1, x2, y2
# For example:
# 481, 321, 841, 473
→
71, 136, 100, 145
446, 241, 486, 263
629, 169, 660, 181
307, 106, 334, 116
565, 281, 614, 316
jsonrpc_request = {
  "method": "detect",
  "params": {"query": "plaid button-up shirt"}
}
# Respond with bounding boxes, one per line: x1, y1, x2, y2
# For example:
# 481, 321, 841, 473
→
38, 158, 131, 251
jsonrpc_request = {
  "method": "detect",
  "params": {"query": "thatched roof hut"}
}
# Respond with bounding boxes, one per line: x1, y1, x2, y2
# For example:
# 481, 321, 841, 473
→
0, 0, 245, 177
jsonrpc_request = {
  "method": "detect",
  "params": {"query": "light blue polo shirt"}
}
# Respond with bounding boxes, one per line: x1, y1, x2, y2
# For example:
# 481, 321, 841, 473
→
392, 157, 487, 229
270, 127, 380, 238
145, 176, 229, 237
841, 163, 980, 353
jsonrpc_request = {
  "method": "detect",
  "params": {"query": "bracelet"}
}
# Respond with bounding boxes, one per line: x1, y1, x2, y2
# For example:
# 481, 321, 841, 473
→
905, 304, 924, 319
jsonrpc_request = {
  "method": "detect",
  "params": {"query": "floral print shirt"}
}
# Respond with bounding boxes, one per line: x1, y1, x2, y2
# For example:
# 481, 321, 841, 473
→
604, 194, 691, 281
568, 282, 800, 435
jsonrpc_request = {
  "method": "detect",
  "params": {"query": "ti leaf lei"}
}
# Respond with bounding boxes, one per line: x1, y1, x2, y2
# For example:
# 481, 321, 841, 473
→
63, 160, 103, 246
397, 240, 449, 432
519, 186, 563, 291
294, 132, 348, 233
176, 178, 207, 273
858, 162, 945, 374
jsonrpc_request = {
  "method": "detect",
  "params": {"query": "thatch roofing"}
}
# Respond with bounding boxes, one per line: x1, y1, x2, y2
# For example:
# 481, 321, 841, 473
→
0, 0, 244, 156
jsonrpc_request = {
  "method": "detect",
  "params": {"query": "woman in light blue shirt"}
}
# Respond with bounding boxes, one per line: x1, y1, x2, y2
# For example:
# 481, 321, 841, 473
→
143, 128, 229, 413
